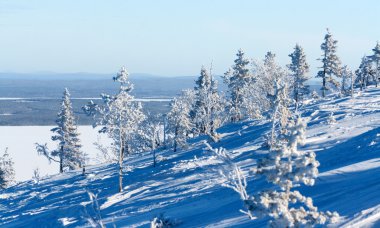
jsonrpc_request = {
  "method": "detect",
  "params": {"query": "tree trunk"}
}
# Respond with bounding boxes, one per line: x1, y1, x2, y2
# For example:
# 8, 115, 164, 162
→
322, 76, 326, 98
174, 126, 178, 152
351, 73, 354, 97
59, 145, 63, 173
152, 134, 156, 167
376, 62, 379, 87
119, 140, 124, 193
163, 115, 167, 147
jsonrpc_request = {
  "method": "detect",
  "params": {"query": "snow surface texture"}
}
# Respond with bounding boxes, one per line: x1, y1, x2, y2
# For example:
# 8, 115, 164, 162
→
2, 88, 380, 227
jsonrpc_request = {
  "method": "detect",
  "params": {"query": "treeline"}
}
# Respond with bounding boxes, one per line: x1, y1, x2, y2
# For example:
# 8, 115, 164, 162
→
30, 29, 379, 193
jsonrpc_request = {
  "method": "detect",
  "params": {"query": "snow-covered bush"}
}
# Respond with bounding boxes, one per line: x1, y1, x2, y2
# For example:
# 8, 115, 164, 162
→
311, 90, 319, 100
204, 143, 254, 219
83, 191, 105, 228
32, 168, 40, 185
151, 213, 178, 228
327, 112, 336, 125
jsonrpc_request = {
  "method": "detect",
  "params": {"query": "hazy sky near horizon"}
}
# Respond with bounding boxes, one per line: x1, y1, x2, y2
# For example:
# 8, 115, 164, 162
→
0, 0, 379, 76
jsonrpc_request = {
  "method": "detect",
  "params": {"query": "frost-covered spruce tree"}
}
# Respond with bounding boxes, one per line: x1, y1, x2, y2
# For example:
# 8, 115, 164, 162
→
317, 29, 342, 97
254, 103, 339, 226
223, 49, 252, 122
191, 65, 222, 137
369, 42, 380, 87
355, 56, 374, 91
266, 80, 292, 147
341, 65, 354, 96
0, 167, 5, 189
138, 114, 163, 167
255, 52, 289, 113
287, 44, 310, 108
252, 79, 339, 226
83, 67, 146, 192
249, 52, 289, 118
0, 148, 15, 189
36, 88, 85, 173
140, 114, 163, 152
264, 52, 288, 95
167, 91, 194, 152
208, 111, 339, 226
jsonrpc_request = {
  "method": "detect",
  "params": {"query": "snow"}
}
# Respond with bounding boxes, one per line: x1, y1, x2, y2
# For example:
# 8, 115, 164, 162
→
0, 126, 109, 181
2, 87, 380, 227
58, 217, 77, 226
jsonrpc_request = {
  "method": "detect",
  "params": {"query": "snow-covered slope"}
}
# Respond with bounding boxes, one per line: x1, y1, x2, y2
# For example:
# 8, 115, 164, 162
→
2, 88, 380, 227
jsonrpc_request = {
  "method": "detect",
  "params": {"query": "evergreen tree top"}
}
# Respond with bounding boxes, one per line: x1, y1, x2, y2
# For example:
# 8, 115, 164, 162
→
370, 42, 380, 61
264, 51, 276, 66
195, 66, 211, 90
113, 66, 129, 83
233, 49, 250, 71
288, 44, 309, 76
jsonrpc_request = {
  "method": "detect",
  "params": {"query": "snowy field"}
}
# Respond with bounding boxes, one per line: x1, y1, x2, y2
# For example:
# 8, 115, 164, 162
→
0, 126, 107, 181
2, 88, 380, 227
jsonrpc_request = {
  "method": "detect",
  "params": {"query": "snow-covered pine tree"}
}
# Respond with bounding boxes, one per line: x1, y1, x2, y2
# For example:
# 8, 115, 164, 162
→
264, 52, 287, 94
223, 49, 252, 122
252, 76, 339, 225
287, 44, 310, 108
167, 91, 194, 152
369, 42, 380, 87
141, 114, 163, 152
137, 114, 164, 167
340, 65, 354, 96
208, 110, 339, 226
0, 148, 15, 189
191, 65, 222, 137
266, 79, 292, 148
263, 52, 290, 112
248, 52, 289, 119
317, 29, 342, 97
83, 67, 146, 192
355, 56, 374, 91
254, 105, 339, 226
36, 88, 85, 173
0, 167, 5, 189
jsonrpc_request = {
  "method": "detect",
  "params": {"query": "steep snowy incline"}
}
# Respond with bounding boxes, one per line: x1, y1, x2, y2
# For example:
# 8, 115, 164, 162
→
1, 88, 380, 227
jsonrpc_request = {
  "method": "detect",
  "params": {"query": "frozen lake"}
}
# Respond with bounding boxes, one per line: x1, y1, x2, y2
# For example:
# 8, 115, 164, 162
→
0, 126, 108, 181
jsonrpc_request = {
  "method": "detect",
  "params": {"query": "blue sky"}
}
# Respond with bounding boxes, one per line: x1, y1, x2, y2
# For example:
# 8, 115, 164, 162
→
0, 0, 379, 76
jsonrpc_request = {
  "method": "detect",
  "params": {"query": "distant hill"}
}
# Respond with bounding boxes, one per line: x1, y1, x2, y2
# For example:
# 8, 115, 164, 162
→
0, 72, 228, 98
